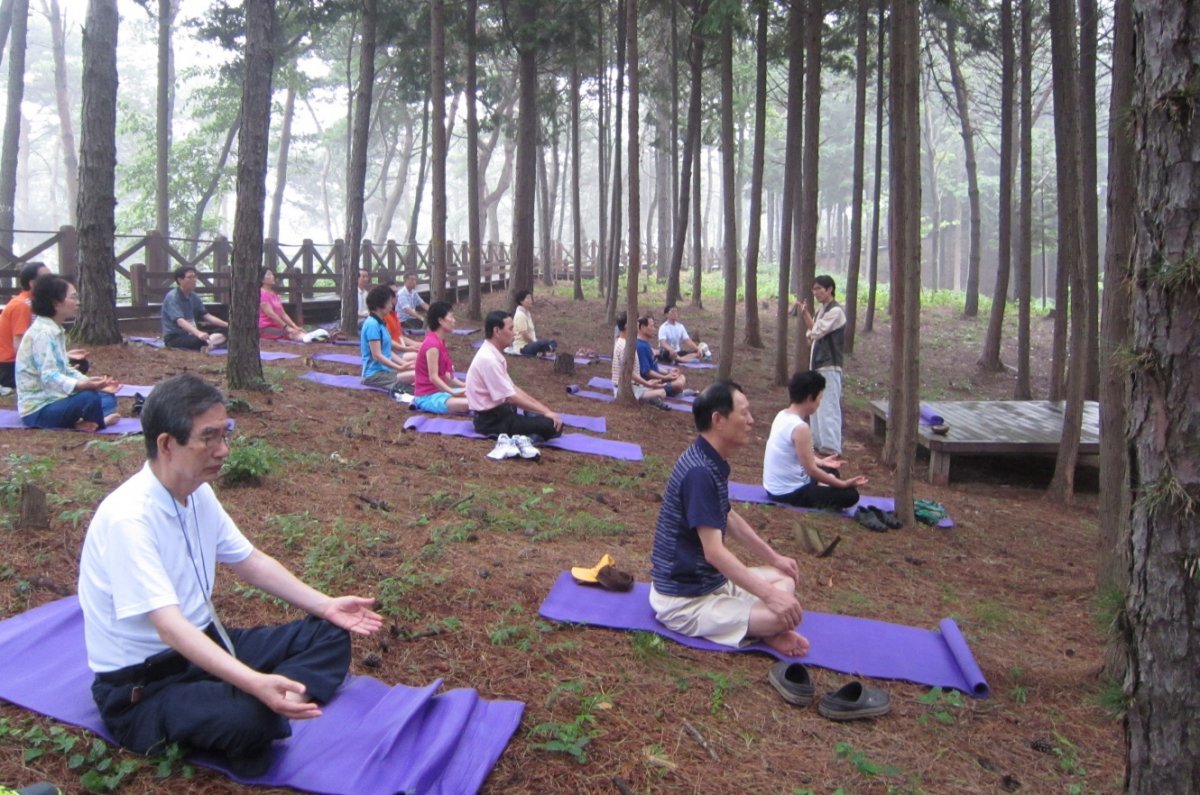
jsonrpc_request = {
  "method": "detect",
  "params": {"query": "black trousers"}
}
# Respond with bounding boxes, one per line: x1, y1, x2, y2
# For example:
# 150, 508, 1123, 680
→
472, 402, 560, 442
768, 466, 859, 511
92, 617, 350, 768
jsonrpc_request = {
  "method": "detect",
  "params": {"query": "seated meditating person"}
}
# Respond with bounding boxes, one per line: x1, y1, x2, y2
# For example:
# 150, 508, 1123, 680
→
762, 370, 867, 510
0, 261, 50, 395
612, 313, 670, 408
650, 381, 809, 657
384, 281, 421, 354
635, 315, 687, 396
79, 373, 382, 776
360, 285, 415, 390
161, 266, 228, 351
465, 310, 563, 441
412, 301, 469, 414
657, 304, 710, 363
394, 272, 428, 329
16, 275, 120, 431
511, 289, 557, 357
257, 269, 329, 342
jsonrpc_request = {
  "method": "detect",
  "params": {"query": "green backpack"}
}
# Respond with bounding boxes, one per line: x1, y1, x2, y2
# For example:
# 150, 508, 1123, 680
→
914, 499, 948, 525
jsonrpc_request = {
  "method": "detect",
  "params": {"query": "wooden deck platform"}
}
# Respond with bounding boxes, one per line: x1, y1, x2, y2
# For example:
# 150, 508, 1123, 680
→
869, 399, 1100, 485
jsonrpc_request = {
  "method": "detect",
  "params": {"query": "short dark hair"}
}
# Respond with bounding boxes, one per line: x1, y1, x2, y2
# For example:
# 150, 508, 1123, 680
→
663, 304, 677, 315
514, 289, 532, 308
30, 274, 70, 318
141, 373, 226, 459
485, 310, 510, 339
259, 267, 275, 284
173, 265, 196, 283
637, 315, 652, 329
366, 284, 394, 313
788, 370, 826, 404
814, 274, 836, 294
19, 262, 46, 291
616, 312, 628, 333
404, 271, 418, 282
693, 379, 743, 432
427, 300, 453, 330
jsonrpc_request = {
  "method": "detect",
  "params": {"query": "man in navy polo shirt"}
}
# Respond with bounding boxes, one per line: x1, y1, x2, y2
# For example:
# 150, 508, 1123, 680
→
649, 380, 809, 657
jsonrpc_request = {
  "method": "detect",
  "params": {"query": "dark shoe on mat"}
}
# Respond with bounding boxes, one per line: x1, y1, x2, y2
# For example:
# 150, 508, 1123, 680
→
596, 564, 634, 592
768, 661, 815, 707
854, 507, 889, 533
871, 506, 903, 530
818, 681, 891, 721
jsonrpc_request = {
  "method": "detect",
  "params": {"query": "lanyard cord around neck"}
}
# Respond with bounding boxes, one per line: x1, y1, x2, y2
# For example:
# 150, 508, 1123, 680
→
171, 493, 237, 660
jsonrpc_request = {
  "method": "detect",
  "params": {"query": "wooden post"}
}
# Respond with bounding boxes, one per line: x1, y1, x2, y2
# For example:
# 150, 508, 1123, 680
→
301, 240, 315, 299
212, 236, 231, 303
333, 239, 345, 298
287, 266, 304, 324
56, 225, 78, 278
130, 263, 147, 307
146, 230, 167, 273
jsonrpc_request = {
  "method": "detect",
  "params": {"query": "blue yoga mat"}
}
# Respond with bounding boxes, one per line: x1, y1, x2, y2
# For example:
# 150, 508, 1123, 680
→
539, 571, 989, 697
0, 597, 523, 795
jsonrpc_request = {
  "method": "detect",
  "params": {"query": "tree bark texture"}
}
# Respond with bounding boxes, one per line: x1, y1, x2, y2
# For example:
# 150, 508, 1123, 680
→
980, 0, 1015, 371
604, 0, 626, 324
1046, 0, 1090, 500
717, 9, 737, 382
226, 0, 275, 391
1123, 2, 1200, 790
666, 10, 704, 311
773, 0, 804, 386
865, 0, 886, 335
1098, 0, 1134, 687
342, 0, 375, 335
0, 0, 27, 252
844, 0, 869, 354
47, 0, 78, 225
430, 0, 447, 301
741, 0, 768, 350
942, 19, 981, 317
466, 0, 482, 318
883, 0, 919, 528
1015, 0, 1033, 399
267, 80, 294, 243
619, 0, 640, 403
570, 56, 583, 301
1078, 0, 1100, 401
154, 0, 174, 238
73, 0, 120, 345
793, 0, 822, 375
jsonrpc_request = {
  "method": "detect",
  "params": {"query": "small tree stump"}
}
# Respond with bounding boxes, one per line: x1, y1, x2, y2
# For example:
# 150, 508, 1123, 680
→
553, 355, 575, 376
19, 483, 49, 529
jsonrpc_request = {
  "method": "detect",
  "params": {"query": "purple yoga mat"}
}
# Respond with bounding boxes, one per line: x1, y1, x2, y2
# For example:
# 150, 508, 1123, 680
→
312, 352, 363, 366
584, 377, 692, 412
678, 360, 717, 369
205, 349, 299, 361
727, 481, 956, 529
919, 405, 946, 426
0, 597, 523, 795
452, 328, 479, 336
539, 572, 989, 697
403, 415, 642, 461
300, 371, 388, 392
0, 410, 142, 435
127, 336, 165, 348
113, 385, 154, 398
566, 385, 616, 403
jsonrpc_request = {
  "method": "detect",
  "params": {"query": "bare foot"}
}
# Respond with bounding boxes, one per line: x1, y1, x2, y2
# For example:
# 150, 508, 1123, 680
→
74, 419, 100, 432
103, 413, 121, 427
764, 630, 810, 658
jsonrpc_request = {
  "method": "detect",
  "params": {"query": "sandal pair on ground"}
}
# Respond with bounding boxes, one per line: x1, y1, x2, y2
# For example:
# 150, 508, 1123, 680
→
768, 661, 891, 721
854, 505, 902, 533
570, 553, 635, 592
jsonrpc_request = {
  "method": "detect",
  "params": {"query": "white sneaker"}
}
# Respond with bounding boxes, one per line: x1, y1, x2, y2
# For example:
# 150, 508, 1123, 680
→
511, 434, 541, 460
487, 434, 520, 461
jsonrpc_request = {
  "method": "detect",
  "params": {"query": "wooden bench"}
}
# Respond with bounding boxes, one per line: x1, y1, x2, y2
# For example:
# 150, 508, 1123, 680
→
869, 399, 1101, 485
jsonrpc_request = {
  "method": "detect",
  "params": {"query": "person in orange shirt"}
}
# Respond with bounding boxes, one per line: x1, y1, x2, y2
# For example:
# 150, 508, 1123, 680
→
0, 262, 50, 394
384, 281, 420, 355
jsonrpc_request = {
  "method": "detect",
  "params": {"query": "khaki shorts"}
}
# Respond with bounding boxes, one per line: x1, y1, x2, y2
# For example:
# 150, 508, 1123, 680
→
650, 567, 777, 648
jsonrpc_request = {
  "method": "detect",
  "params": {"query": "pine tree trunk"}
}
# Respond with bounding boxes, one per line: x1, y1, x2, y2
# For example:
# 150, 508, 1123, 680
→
943, 20, 980, 317
883, 0, 920, 530
1014, 0, 1033, 399
267, 80, 294, 244
717, 9, 737, 381
0, 0, 28, 252
980, 0, 1015, 371
1046, 0, 1089, 500
466, 0, 483, 318
741, 0, 768, 350
73, 0, 121, 346
773, 0, 803, 386
619, 0, 640, 403
570, 55, 583, 301
864, 0, 885, 336
154, 0, 175, 239
430, 0, 447, 301
1078, 0, 1100, 400
604, 0, 626, 325
844, 0, 869, 355
665, 8, 704, 310
226, 0, 274, 391
47, 0, 78, 225
1124, 1, 1200, 788
793, 0, 821, 375
342, 0, 374, 335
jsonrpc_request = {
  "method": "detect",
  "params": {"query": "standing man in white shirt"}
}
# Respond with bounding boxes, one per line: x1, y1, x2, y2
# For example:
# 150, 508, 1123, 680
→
797, 275, 846, 456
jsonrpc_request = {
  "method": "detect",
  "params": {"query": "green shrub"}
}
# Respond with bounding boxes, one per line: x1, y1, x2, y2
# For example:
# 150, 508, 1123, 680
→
220, 438, 279, 486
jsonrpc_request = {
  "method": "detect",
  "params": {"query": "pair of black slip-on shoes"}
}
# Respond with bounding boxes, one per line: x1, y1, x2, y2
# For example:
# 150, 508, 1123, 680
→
768, 661, 891, 721
854, 506, 902, 532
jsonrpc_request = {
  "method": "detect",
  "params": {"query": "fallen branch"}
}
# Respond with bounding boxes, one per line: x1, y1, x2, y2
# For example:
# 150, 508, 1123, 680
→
682, 718, 719, 762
